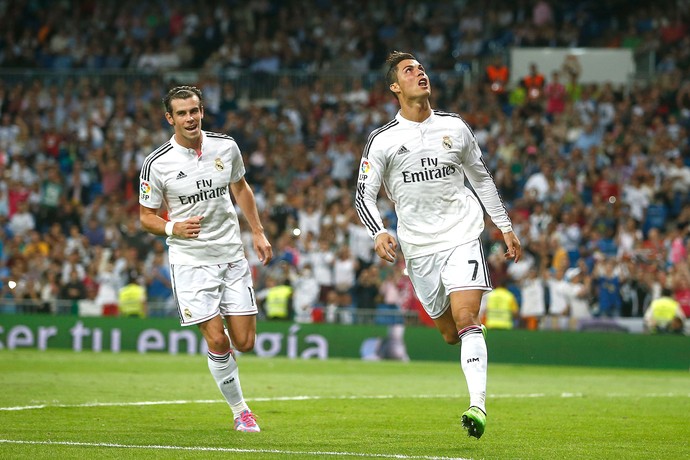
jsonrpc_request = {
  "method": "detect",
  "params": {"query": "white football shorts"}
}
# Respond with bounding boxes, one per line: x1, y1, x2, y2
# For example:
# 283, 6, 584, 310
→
171, 258, 258, 326
405, 239, 492, 320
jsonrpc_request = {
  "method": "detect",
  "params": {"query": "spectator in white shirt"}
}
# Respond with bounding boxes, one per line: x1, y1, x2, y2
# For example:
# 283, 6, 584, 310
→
8, 201, 35, 236
545, 267, 570, 330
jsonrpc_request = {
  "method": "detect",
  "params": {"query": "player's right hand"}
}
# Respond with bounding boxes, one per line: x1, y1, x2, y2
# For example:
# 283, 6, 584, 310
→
375, 232, 397, 263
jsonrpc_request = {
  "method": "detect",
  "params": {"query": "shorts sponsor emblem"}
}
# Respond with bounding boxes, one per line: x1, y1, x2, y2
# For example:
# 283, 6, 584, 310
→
184, 308, 192, 319
215, 158, 224, 171
442, 136, 452, 150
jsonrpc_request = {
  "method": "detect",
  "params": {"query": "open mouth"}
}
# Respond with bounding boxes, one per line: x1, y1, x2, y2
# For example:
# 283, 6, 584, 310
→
418, 78, 428, 88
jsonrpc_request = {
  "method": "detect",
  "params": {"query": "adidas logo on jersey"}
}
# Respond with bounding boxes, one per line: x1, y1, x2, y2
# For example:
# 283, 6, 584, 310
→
176, 171, 187, 180
396, 145, 409, 155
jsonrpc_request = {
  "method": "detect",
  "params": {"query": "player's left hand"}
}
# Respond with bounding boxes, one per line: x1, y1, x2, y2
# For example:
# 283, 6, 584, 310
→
503, 231, 522, 263
254, 233, 273, 266
179, 215, 204, 238
375, 232, 398, 263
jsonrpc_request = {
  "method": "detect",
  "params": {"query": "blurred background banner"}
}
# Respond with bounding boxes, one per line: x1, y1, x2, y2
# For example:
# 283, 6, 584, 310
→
2, 315, 688, 370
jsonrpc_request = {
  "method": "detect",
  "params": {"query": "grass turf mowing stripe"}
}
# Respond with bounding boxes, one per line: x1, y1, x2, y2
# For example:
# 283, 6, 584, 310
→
2, 391, 688, 411
0, 439, 470, 460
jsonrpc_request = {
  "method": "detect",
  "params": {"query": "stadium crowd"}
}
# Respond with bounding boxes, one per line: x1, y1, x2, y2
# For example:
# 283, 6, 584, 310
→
0, 0, 689, 333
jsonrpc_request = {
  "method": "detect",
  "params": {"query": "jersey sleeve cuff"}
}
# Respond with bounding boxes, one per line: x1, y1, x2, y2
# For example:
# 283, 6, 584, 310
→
499, 226, 514, 234
373, 228, 389, 239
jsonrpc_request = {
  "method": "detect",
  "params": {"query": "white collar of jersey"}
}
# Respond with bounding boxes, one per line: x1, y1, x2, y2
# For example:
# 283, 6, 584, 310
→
170, 131, 205, 155
395, 110, 435, 127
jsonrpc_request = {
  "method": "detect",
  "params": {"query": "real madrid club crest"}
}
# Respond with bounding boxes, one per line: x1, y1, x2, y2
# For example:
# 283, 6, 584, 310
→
215, 157, 224, 171
442, 136, 452, 150
184, 308, 192, 319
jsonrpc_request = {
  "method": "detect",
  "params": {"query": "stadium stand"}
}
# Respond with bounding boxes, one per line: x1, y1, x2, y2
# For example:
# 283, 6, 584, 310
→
0, 1, 688, 333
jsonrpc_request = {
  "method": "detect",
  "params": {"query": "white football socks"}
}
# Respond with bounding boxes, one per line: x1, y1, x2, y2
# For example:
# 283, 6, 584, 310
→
459, 326, 487, 413
207, 350, 249, 418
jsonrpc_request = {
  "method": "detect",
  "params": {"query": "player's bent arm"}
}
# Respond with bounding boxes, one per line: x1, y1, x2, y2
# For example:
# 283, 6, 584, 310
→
140, 205, 171, 236
140, 208, 203, 239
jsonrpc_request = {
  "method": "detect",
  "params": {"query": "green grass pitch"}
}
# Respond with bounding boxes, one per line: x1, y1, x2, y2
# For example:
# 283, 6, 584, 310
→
1, 349, 689, 459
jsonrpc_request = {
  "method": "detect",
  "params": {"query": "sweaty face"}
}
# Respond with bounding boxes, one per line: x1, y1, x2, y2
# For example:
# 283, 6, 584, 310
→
393, 59, 431, 100
166, 96, 204, 148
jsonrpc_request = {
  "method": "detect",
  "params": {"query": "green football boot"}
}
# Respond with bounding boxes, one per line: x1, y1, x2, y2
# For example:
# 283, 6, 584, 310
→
461, 406, 486, 439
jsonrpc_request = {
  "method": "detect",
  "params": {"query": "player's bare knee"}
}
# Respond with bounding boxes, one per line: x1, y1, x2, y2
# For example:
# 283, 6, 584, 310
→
233, 336, 255, 353
455, 312, 479, 331
206, 333, 230, 353
234, 343, 253, 353
442, 331, 460, 345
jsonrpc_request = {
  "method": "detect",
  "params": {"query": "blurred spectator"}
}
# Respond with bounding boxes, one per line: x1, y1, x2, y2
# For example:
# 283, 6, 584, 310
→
347, 211, 375, 275
545, 266, 570, 330
8, 201, 35, 236
257, 276, 293, 321
333, 244, 357, 301
297, 201, 322, 238
352, 265, 381, 311
671, 270, 690, 318
593, 258, 622, 317
40, 270, 60, 314
83, 219, 106, 247
561, 54, 582, 84
324, 289, 352, 324
22, 230, 49, 258
519, 266, 547, 330
483, 282, 519, 330
564, 266, 592, 329
290, 263, 320, 323
521, 62, 545, 115
61, 249, 86, 285
545, 71, 567, 117
485, 55, 510, 103
378, 264, 404, 310
304, 236, 335, 303
60, 268, 87, 314
144, 252, 172, 317
117, 271, 147, 318
94, 255, 120, 313
643, 288, 686, 334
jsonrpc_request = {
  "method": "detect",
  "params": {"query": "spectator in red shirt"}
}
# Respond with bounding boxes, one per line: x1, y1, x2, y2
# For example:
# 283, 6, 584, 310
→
672, 271, 690, 317
545, 71, 567, 116
593, 169, 620, 203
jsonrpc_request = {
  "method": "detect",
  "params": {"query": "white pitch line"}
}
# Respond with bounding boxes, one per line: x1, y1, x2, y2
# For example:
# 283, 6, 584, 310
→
0, 399, 222, 411
1, 392, 688, 412
0, 439, 470, 460
0, 395, 448, 411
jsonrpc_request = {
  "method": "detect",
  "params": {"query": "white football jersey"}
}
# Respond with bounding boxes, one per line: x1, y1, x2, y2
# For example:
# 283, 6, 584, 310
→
139, 131, 245, 265
355, 110, 512, 259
